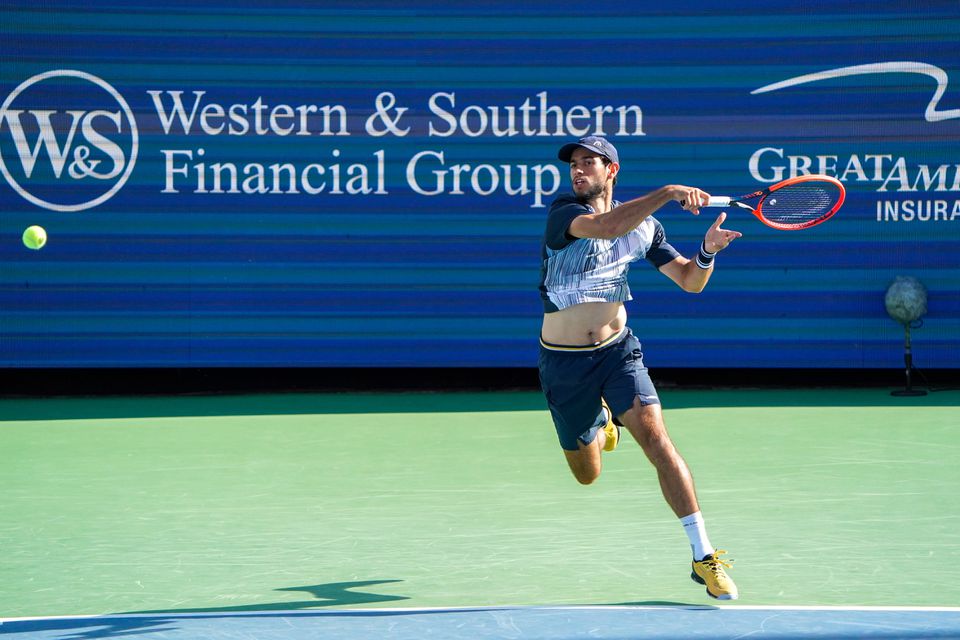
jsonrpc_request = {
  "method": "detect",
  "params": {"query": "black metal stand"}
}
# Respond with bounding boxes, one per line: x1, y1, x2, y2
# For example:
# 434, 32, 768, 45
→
891, 324, 927, 396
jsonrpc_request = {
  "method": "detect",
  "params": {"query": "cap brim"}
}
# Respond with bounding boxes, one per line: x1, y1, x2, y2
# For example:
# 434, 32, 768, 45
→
558, 142, 614, 163
557, 143, 584, 162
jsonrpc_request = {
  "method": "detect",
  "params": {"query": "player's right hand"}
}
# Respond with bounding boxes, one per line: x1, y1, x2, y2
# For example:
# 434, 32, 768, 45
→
673, 185, 710, 215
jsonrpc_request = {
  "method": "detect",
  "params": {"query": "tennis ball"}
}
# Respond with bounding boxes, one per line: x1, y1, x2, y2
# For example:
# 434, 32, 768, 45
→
22, 225, 47, 250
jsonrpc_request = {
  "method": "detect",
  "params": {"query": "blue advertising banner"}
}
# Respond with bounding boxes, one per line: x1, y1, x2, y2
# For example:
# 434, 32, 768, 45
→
1, 1, 958, 368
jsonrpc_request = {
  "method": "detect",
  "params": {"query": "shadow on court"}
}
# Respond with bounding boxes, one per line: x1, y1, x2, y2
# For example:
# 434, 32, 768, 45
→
0, 581, 413, 639
129, 580, 411, 614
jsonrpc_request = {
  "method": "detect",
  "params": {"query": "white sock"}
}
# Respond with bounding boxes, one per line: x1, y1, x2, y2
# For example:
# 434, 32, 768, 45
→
680, 511, 715, 561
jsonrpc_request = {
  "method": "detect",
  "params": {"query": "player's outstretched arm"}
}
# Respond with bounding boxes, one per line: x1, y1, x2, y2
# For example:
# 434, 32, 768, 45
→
569, 185, 710, 240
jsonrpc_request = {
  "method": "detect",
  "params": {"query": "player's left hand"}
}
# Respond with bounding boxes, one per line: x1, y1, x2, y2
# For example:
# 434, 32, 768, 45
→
704, 212, 742, 253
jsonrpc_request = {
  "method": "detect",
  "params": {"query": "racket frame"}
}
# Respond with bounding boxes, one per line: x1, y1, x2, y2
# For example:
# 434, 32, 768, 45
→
705, 174, 845, 230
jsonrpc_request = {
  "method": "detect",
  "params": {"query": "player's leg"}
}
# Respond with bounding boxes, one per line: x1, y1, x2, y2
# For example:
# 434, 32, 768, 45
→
560, 400, 617, 485
619, 399, 698, 516
617, 399, 738, 600
538, 347, 617, 485
562, 430, 605, 485
603, 330, 739, 600
600, 331, 699, 515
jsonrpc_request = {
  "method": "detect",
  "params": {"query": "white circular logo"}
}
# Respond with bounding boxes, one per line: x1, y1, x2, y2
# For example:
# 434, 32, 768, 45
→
0, 69, 138, 212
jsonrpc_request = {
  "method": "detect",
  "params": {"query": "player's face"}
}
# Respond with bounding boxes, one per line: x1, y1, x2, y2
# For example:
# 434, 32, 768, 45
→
569, 148, 616, 200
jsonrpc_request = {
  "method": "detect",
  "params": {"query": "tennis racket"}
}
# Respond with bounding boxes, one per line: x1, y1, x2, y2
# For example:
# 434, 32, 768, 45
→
683, 174, 845, 230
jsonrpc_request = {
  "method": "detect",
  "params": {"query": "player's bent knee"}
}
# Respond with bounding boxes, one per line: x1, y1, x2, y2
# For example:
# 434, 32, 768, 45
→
567, 458, 601, 484
564, 450, 602, 485
572, 469, 600, 485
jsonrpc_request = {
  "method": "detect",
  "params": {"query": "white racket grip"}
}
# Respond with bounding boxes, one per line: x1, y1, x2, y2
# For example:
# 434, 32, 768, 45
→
706, 196, 731, 207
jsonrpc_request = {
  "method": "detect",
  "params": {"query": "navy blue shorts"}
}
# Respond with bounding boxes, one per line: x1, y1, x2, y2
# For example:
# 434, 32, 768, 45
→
538, 327, 660, 451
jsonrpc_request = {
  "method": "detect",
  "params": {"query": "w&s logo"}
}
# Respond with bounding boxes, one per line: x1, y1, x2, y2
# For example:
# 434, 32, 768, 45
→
0, 70, 138, 211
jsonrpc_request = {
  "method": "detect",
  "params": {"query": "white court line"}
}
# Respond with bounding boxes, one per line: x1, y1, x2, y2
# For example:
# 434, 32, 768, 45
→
4, 603, 960, 623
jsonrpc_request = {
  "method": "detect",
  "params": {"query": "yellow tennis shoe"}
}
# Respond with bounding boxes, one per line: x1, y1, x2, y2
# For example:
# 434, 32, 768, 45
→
601, 399, 620, 452
691, 550, 738, 600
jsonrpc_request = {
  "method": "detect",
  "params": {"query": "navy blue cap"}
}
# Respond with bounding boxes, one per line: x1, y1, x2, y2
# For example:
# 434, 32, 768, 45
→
558, 136, 619, 164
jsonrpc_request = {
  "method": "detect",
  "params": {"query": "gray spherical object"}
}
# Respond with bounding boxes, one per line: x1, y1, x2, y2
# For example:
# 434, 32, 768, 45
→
885, 276, 927, 325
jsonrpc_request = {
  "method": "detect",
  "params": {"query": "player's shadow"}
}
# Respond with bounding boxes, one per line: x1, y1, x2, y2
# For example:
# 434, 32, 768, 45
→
131, 579, 411, 614
278, 581, 411, 607
0, 581, 412, 639
609, 599, 716, 608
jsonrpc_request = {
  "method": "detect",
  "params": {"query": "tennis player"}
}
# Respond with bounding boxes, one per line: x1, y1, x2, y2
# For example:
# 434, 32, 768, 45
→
538, 136, 742, 600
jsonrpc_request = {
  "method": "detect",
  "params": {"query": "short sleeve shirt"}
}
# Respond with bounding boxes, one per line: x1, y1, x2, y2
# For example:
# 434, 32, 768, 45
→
539, 194, 680, 313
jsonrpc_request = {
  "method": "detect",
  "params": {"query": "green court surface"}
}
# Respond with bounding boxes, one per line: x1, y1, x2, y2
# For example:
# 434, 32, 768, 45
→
1, 388, 958, 619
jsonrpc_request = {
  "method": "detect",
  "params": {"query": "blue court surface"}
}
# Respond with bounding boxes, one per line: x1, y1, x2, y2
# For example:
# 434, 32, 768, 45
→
3, 605, 960, 639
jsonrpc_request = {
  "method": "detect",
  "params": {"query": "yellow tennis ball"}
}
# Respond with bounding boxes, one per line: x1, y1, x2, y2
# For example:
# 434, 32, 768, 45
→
22, 225, 47, 250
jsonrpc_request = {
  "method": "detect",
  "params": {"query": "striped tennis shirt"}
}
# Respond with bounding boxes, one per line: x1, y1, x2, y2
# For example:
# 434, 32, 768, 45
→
539, 194, 680, 313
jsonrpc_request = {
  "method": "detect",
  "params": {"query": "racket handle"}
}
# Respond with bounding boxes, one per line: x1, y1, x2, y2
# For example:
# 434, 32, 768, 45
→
680, 196, 731, 207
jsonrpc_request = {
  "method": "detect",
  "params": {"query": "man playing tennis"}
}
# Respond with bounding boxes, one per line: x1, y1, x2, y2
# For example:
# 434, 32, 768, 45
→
538, 135, 742, 600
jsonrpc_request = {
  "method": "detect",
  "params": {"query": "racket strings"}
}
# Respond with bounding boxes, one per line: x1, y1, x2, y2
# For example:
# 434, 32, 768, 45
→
759, 182, 842, 226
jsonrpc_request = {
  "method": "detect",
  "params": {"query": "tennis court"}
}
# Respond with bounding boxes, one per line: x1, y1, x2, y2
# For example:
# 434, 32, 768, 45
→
2, 387, 958, 638
3, 1, 959, 638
